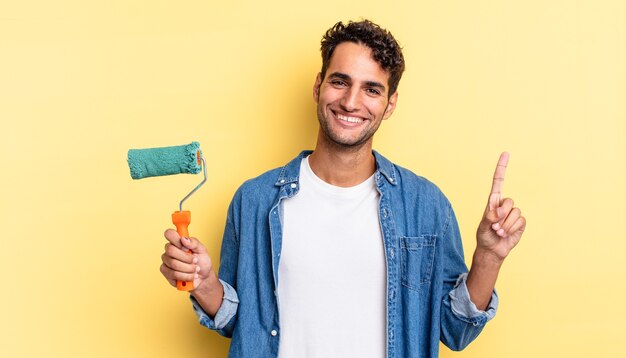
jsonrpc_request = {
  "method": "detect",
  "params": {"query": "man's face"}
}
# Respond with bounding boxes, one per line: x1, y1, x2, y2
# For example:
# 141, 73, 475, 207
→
313, 42, 398, 149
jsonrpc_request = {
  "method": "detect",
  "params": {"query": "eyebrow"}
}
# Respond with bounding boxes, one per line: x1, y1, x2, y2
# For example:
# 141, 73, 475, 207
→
328, 72, 387, 92
328, 72, 351, 81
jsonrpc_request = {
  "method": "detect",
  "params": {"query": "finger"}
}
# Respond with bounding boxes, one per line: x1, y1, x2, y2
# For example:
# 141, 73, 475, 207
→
487, 197, 514, 225
500, 207, 521, 234
497, 198, 514, 223
161, 245, 198, 268
160, 264, 178, 287
489, 152, 509, 210
164, 228, 183, 249
487, 198, 514, 232
495, 215, 526, 239
172, 268, 198, 282
160, 260, 198, 282
180, 236, 207, 255
161, 252, 197, 273
508, 216, 526, 236
164, 243, 195, 264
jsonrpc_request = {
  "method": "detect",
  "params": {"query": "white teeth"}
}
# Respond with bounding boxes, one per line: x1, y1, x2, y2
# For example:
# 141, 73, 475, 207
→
337, 114, 363, 123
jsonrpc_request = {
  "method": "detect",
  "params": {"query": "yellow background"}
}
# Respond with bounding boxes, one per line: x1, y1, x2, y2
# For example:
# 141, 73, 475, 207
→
1, 1, 625, 357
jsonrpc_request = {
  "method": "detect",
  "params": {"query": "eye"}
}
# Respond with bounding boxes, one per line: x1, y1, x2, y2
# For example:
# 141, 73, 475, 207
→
330, 79, 347, 87
366, 88, 382, 96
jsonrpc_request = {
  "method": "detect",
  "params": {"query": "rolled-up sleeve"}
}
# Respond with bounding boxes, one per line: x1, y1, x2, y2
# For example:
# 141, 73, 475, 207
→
448, 273, 498, 326
189, 279, 239, 330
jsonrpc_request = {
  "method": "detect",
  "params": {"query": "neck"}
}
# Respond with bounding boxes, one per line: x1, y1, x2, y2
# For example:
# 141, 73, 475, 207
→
308, 133, 376, 187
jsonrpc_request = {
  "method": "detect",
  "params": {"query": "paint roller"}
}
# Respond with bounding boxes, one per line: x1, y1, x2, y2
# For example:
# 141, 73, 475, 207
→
127, 141, 206, 291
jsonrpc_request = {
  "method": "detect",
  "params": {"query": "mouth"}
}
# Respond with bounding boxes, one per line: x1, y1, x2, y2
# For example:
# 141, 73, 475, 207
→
334, 111, 365, 124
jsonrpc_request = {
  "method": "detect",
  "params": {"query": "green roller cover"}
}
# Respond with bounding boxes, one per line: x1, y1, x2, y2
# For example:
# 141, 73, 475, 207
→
127, 142, 202, 179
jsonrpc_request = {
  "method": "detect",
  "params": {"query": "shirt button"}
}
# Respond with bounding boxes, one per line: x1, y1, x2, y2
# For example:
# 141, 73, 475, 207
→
389, 248, 395, 258
280, 179, 285, 184
290, 183, 297, 189
271, 330, 278, 336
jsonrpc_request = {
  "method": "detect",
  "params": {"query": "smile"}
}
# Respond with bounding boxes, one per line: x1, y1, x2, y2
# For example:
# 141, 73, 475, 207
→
336, 113, 364, 124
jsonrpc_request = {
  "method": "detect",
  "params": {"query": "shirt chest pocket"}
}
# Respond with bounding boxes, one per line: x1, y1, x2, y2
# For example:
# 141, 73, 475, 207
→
400, 235, 436, 291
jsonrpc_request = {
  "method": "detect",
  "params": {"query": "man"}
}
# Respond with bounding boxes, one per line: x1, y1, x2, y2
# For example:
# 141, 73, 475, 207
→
160, 20, 525, 357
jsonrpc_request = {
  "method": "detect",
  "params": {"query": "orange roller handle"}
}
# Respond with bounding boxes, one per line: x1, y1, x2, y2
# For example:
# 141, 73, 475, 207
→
172, 210, 194, 291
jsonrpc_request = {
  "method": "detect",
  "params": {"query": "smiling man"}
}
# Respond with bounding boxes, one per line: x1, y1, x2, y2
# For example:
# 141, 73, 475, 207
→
160, 20, 526, 357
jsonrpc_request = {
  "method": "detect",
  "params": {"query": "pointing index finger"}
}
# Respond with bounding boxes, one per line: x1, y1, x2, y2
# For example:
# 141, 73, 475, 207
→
489, 152, 509, 209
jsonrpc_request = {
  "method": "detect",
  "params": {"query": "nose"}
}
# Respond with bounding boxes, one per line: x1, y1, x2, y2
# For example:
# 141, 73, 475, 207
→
339, 87, 360, 112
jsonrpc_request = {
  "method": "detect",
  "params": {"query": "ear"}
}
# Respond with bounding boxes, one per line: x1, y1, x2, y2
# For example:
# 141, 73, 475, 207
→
383, 91, 398, 120
313, 72, 322, 102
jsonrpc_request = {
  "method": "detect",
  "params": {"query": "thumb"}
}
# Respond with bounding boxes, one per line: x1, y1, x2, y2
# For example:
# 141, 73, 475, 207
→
181, 236, 213, 278
181, 236, 207, 254
480, 206, 503, 230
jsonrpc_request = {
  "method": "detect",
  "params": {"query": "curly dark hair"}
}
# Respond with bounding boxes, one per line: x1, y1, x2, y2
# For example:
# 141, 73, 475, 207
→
320, 20, 405, 97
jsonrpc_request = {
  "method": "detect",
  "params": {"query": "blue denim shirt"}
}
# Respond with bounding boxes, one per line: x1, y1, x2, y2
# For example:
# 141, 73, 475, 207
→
191, 150, 497, 357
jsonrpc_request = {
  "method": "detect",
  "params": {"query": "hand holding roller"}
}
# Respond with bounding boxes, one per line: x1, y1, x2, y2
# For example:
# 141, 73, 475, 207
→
127, 142, 207, 291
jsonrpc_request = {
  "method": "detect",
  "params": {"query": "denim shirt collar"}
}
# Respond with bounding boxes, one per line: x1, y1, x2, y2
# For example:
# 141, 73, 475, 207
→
274, 150, 398, 187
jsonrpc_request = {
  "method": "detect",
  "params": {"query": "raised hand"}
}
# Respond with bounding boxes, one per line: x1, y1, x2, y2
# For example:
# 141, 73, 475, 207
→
475, 152, 526, 262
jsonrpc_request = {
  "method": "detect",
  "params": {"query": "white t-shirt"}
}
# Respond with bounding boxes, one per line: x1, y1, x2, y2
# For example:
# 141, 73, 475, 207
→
277, 156, 386, 358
